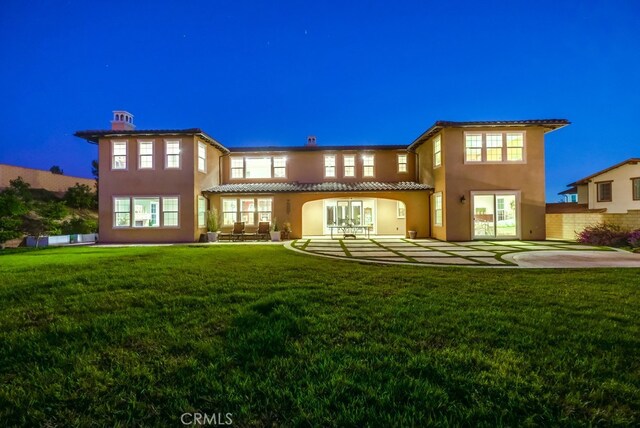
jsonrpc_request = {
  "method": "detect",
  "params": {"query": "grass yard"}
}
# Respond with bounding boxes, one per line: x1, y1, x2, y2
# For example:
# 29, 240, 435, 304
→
0, 245, 639, 426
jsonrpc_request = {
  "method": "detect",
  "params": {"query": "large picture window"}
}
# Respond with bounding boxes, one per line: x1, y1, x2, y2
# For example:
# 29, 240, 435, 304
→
166, 140, 181, 168
138, 141, 153, 169
245, 158, 271, 178
133, 198, 160, 228
222, 197, 273, 226
112, 141, 127, 169
343, 155, 355, 177
113, 196, 179, 228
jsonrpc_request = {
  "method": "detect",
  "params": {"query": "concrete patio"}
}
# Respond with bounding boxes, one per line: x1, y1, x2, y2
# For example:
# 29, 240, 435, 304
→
287, 238, 640, 268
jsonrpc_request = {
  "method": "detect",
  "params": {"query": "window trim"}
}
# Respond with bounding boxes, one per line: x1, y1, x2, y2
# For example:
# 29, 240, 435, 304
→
343, 154, 356, 178
272, 156, 287, 179
362, 153, 375, 178
433, 192, 443, 227
397, 153, 408, 173
596, 180, 613, 202
165, 139, 182, 169
324, 154, 336, 179
631, 177, 640, 201
433, 135, 442, 168
197, 141, 207, 173
111, 140, 128, 170
137, 140, 154, 170
463, 131, 527, 164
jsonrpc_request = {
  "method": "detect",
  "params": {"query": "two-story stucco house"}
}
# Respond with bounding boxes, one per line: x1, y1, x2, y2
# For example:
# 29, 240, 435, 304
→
75, 112, 568, 243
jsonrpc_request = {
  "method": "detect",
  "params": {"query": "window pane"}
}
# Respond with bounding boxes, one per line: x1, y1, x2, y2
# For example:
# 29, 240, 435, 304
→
231, 158, 243, 168
223, 212, 237, 225
433, 135, 442, 167
274, 168, 286, 178
222, 199, 237, 211
507, 147, 523, 161
273, 157, 286, 167
324, 155, 335, 166
231, 168, 243, 178
398, 154, 407, 172
363, 166, 374, 177
113, 142, 127, 155
163, 212, 178, 226
344, 155, 355, 166
166, 154, 180, 168
114, 198, 130, 213
245, 158, 272, 178
344, 166, 355, 177
115, 213, 131, 227
506, 133, 524, 147
139, 142, 153, 155
240, 199, 255, 212
257, 198, 272, 211
133, 198, 160, 227
166, 141, 180, 154
198, 144, 206, 158
163, 197, 178, 212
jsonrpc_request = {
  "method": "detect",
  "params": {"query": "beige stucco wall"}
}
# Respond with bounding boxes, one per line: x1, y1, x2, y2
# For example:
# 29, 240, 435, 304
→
0, 164, 94, 193
546, 210, 640, 240
220, 148, 416, 184
415, 131, 446, 240
301, 199, 324, 235
577, 184, 588, 204
587, 163, 640, 213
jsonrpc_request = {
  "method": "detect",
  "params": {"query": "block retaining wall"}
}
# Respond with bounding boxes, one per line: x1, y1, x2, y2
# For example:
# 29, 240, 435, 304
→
546, 210, 640, 240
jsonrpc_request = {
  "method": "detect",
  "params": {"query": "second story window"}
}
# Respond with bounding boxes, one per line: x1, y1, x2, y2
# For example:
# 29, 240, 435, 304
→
465, 134, 483, 162
465, 132, 526, 163
245, 158, 271, 178
633, 178, 640, 201
112, 141, 127, 170
324, 155, 336, 178
166, 140, 181, 168
231, 158, 244, 178
597, 181, 612, 202
506, 133, 524, 161
486, 134, 503, 162
273, 157, 286, 178
362, 154, 374, 177
344, 155, 355, 177
398, 154, 408, 173
433, 135, 441, 167
197, 142, 207, 173
138, 141, 153, 169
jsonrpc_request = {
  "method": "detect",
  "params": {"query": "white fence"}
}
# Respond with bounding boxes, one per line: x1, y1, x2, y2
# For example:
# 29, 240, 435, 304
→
25, 233, 98, 247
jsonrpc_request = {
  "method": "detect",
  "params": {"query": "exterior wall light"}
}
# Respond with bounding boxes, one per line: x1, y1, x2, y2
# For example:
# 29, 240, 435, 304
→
460, 195, 466, 204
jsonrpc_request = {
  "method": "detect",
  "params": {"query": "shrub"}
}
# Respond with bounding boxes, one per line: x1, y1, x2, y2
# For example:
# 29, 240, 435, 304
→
576, 223, 629, 247
61, 217, 98, 235
628, 229, 640, 248
64, 183, 97, 209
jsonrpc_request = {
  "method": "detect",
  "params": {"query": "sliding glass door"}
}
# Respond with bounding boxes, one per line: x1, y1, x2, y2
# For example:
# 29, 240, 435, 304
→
472, 193, 519, 239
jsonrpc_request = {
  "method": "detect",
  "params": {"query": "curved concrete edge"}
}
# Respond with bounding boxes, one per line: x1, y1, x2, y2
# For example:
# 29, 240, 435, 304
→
502, 250, 640, 268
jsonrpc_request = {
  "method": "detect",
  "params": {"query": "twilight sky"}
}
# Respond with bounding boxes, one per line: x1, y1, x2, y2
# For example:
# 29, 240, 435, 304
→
1, 0, 638, 201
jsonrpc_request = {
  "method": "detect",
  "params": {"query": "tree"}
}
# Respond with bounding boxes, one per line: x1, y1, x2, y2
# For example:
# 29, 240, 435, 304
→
25, 201, 67, 248
8, 177, 32, 201
50, 165, 64, 175
64, 183, 97, 209
91, 159, 99, 193
0, 189, 28, 246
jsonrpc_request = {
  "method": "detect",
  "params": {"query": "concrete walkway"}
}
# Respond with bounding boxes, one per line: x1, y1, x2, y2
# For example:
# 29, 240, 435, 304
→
287, 238, 640, 268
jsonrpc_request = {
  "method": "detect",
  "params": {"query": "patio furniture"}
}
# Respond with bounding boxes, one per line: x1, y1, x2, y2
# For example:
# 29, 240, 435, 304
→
255, 221, 270, 241
231, 222, 245, 241
329, 225, 371, 239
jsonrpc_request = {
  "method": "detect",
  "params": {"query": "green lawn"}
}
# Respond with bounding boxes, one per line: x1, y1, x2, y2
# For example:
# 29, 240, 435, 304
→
0, 246, 639, 426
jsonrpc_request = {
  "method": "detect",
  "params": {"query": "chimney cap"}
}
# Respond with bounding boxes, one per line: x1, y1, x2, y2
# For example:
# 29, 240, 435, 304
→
306, 135, 317, 146
111, 110, 135, 130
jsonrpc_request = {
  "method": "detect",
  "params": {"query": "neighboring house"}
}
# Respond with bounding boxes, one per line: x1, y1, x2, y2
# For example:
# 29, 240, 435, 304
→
547, 158, 640, 240
0, 164, 94, 194
75, 111, 569, 243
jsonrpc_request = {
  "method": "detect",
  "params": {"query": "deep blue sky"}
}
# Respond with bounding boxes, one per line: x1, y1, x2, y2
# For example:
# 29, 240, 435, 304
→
1, 0, 638, 201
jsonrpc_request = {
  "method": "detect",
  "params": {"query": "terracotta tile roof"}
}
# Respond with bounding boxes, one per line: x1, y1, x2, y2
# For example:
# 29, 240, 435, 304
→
74, 128, 228, 153
408, 119, 570, 151
568, 158, 640, 185
545, 203, 606, 214
204, 181, 432, 193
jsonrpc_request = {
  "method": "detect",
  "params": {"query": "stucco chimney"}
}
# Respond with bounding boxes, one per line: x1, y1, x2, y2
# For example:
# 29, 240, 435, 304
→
306, 135, 317, 147
111, 111, 135, 131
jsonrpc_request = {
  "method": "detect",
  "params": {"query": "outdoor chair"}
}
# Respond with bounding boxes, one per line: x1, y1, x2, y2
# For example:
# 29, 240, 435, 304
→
255, 221, 270, 241
231, 222, 245, 241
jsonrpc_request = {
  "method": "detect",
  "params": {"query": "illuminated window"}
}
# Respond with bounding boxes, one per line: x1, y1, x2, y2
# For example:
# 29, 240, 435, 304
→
397, 154, 408, 173
138, 141, 153, 169
434, 193, 443, 226
166, 140, 181, 168
465, 134, 482, 162
506, 133, 524, 161
231, 158, 244, 178
197, 142, 207, 172
162, 197, 179, 227
133, 198, 160, 228
343, 155, 355, 177
324, 155, 336, 178
397, 201, 406, 218
245, 158, 272, 178
240, 198, 256, 225
433, 135, 441, 167
362, 154, 374, 177
257, 198, 273, 222
273, 157, 286, 178
222, 198, 238, 225
197, 196, 207, 228
112, 141, 127, 169
486, 134, 503, 162
113, 197, 130, 227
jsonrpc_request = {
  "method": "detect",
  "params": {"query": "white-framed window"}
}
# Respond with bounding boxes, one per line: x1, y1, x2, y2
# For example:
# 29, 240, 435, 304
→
362, 154, 374, 177
324, 155, 336, 178
273, 157, 286, 178
464, 132, 526, 163
245, 158, 272, 178
397, 154, 408, 173
112, 141, 127, 170
138, 141, 153, 169
222, 198, 238, 225
433, 135, 442, 167
486, 134, 503, 162
464, 134, 483, 163
633, 178, 640, 201
133, 198, 160, 228
343, 155, 355, 177
222, 197, 274, 226
113, 197, 131, 227
162, 197, 179, 227
197, 196, 207, 228
166, 140, 181, 168
231, 158, 244, 178
397, 201, 406, 218
257, 198, 273, 222
506, 133, 524, 161
197, 142, 207, 173
434, 193, 443, 226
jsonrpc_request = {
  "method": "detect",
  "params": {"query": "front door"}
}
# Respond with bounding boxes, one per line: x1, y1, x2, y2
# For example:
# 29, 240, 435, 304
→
472, 193, 519, 239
